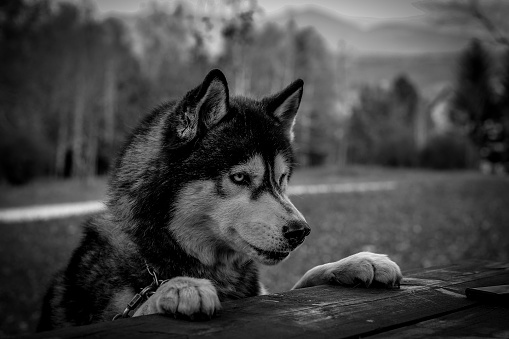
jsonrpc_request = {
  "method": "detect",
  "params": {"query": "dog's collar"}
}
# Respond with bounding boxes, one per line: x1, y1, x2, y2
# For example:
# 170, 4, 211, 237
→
112, 262, 169, 320
145, 261, 161, 285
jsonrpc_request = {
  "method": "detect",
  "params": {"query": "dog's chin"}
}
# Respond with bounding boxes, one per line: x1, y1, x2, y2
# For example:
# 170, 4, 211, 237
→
227, 230, 292, 265
246, 244, 291, 265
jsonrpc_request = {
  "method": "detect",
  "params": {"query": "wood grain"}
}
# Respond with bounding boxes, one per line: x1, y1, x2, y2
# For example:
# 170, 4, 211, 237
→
26, 260, 509, 339
370, 305, 509, 338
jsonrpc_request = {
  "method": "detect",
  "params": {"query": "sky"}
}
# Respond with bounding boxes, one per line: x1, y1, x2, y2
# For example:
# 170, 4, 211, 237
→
95, 0, 426, 23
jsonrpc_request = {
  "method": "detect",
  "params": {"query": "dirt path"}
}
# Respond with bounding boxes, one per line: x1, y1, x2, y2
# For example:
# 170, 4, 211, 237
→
0, 181, 396, 223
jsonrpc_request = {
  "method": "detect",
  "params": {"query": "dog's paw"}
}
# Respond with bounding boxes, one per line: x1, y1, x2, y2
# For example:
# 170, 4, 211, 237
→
293, 252, 402, 289
134, 277, 221, 319
328, 252, 402, 288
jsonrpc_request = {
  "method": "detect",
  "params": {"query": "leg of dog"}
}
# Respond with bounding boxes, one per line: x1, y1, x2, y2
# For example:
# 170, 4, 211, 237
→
292, 252, 402, 289
133, 277, 221, 319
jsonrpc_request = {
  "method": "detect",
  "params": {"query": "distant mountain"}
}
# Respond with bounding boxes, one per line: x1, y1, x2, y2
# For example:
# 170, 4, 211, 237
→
348, 52, 460, 97
268, 6, 473, 55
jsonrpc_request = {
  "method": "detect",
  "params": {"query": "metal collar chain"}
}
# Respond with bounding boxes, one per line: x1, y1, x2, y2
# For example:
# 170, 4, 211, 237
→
112, 262, 170, 321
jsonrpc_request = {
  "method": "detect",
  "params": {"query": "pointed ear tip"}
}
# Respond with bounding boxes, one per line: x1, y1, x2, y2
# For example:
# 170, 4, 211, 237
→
206, 69, 227, 83
289, 79, 304, 94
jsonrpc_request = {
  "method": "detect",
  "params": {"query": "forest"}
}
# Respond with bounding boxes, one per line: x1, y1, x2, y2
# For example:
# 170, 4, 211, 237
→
1, 0, 508, 184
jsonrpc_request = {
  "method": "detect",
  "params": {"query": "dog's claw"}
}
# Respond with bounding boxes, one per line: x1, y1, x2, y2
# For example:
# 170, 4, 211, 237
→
385, 282, 401, 290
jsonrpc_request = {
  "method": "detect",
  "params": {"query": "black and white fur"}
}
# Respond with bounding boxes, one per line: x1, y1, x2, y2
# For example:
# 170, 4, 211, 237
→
38, 69, 402, 331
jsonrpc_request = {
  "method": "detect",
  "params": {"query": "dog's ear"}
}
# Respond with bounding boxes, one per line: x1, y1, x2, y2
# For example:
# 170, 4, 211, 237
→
195, 69, 229, 129
265, 79, 304, 141
165, 69, 229, 149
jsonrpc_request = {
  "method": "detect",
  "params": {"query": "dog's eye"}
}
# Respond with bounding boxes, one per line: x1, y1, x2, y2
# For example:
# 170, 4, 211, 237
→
230, 173, 249, 185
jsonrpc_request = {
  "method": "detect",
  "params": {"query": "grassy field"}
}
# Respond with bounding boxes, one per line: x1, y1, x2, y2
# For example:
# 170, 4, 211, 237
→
1, 167, 509, 336
0, 177, 108, 208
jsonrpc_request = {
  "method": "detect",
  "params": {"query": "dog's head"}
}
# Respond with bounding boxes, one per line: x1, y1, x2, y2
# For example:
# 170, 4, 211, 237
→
111, 69, 309, 266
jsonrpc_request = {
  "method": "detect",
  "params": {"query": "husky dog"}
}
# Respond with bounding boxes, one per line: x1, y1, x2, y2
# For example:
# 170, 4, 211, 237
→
38, 69, 402, 331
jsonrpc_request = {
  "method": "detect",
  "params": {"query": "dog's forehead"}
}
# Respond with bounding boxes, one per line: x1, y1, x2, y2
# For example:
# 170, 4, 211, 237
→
232, 153, 290, 176
232, 156, 264, 175
228, 98, 277, 131
226, 99, 293, 149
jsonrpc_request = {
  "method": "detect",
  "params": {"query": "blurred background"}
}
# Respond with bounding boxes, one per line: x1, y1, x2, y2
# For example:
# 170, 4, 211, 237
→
1, 0, 509, 336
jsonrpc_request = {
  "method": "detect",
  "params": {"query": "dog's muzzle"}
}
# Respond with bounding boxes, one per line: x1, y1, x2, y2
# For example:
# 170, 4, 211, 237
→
282, 221, 311, 248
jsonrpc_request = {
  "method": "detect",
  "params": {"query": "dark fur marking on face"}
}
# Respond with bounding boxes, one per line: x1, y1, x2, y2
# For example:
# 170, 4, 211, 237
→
253, 156, 294, 215
250, 181, 268, 201
214, 177, 227, 198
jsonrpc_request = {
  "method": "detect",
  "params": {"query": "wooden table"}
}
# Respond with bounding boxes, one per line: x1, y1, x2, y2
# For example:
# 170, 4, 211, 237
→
28, 260, 509, 338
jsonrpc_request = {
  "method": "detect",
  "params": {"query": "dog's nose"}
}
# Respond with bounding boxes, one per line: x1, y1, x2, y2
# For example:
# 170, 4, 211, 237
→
282, 221, 311, 246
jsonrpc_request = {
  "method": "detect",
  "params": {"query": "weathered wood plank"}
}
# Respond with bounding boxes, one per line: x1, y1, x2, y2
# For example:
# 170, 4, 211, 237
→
26, 261, 509, 339
370, 305, 509, 338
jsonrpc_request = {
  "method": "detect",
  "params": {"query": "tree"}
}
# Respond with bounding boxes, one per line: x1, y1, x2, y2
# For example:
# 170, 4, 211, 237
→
292, 27, 337, 166
451, 39, 503, 168
391, 75, 419, 126
347, 85, 393, 164
220, 1, 258, 95
390, 75, 428, 149
497, 49, 509, 169
0, 0, 56, 183
346, 75, 422, 167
